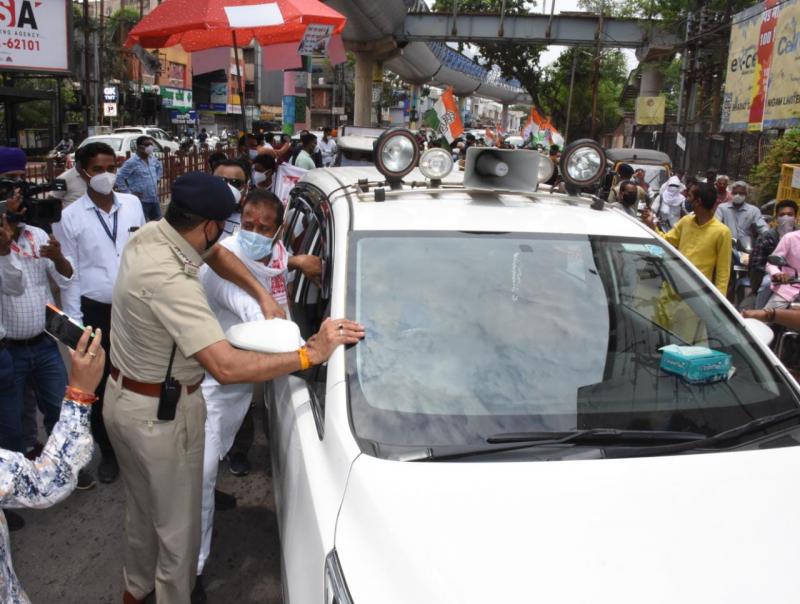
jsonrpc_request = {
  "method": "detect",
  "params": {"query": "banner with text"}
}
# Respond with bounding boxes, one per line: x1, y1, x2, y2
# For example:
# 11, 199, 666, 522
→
721, 0, 800, 132
0, 0, 70, 73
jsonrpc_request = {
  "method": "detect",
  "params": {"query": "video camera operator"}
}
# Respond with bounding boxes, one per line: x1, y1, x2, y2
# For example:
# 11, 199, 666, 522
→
0, 148, 66, 234
0, 147, 75, 486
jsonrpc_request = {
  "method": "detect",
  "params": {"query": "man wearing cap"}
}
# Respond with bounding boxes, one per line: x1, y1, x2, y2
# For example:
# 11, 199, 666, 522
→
608, 163, 647, 205
105, 172, 364, 604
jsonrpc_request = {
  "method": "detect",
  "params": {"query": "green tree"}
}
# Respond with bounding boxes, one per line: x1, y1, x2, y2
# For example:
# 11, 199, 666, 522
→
537, 47, 628, 140
433, 0, 547, 108
750, 129, 800, 203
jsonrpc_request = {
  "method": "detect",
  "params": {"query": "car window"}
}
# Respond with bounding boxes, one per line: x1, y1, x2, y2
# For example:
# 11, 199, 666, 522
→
284, 184, 334, 436
346, 232, 798, 460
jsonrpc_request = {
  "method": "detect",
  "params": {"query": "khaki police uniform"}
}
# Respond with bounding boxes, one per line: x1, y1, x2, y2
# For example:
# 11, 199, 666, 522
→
103, 219, 225, 603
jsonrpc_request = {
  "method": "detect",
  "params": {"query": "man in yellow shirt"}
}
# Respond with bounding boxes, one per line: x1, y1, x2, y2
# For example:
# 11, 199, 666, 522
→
642, 181, 732, 343
643, 181, 732, 294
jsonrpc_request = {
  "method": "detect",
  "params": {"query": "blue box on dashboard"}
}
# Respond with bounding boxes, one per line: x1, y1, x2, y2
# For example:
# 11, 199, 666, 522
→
659, 345, 732, 385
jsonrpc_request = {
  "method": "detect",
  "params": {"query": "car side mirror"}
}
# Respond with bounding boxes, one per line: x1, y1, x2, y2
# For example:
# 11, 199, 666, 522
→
742, 317, 774, 347
225, 319, 303, 354
768, 254, 788, 267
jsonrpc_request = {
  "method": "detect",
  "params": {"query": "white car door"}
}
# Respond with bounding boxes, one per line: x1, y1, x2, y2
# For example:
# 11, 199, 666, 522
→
267, 184, 358, 603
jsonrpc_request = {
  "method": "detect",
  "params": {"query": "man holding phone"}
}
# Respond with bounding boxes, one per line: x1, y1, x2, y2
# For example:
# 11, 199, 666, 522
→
104, 172, 363, 604
53, 142, 145, 485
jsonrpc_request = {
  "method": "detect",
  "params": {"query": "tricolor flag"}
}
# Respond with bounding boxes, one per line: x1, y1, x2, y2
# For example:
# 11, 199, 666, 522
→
425, 87, 464, 144
522, 106, 544, 145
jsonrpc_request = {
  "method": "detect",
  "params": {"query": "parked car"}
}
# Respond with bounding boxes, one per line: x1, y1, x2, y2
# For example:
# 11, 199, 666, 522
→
113, 125, 181, 153
65, 134, 165, 169
228, 132, 800, 604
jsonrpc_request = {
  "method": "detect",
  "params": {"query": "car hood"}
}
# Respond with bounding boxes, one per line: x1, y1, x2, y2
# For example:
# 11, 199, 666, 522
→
335, 445, 800, 604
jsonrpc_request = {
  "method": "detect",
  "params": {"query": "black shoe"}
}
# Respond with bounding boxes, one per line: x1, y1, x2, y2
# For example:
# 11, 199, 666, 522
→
4, 510, 24, 532
98, 454, 119, 484
191, 574, 207, 604
228, 451, 251, 477
214, 489, 237, 511
76, 469, 97, 490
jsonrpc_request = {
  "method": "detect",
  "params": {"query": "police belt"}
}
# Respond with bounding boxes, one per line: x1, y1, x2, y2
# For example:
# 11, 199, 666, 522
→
110, 365, 202, 398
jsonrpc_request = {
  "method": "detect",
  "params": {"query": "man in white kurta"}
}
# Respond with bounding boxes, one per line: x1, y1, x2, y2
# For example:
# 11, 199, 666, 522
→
196, 192, 290, 578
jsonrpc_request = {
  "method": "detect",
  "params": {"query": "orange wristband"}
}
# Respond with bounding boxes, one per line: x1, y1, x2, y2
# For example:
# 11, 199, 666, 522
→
64, 386, 97, 405
298, 346, 312, 371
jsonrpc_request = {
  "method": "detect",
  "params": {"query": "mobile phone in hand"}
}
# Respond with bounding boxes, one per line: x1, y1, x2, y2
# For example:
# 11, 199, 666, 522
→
44, 304, 94, 350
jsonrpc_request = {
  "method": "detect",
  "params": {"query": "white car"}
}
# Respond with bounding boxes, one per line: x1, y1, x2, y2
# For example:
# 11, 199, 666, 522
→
114, 125, 181, 153
65, 133, 166, 169
237, 132, 800, 603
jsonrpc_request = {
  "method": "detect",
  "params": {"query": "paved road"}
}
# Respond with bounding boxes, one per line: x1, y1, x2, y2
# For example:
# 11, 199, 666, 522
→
10, 406, 282, 603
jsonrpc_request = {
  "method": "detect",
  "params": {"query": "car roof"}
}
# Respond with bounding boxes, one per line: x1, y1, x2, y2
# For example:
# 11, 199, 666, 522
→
300, 167, 654, 239
605, 148, 672, 165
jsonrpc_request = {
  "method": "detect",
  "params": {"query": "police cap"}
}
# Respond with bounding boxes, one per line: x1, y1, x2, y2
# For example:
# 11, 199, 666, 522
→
171, 171, 237, 221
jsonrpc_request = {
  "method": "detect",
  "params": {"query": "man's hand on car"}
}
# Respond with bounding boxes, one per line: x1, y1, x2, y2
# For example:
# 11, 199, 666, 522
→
305, 318, 365, 366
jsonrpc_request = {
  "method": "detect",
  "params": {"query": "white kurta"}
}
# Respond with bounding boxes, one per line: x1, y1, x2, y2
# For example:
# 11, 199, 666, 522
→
197, 234, 289, 575
198, 235, 289, 459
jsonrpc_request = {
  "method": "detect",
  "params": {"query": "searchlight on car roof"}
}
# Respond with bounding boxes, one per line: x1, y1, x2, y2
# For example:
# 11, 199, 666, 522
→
560, 138, 607, 195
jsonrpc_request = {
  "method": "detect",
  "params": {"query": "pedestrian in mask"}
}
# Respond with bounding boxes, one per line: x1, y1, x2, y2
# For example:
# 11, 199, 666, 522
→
652, 175, 686, 230
609, 180, 640, 217
116, 136, 163, 221
714, 180, 767, 249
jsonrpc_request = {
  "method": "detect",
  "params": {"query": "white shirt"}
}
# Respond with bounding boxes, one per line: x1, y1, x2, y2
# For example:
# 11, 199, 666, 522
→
1, 225, 73, 339
293, 149, 316, 170
318, 137, 337, 166
0, 254, 24, 340
51, 167, 87, 208
52, 192, 146, 322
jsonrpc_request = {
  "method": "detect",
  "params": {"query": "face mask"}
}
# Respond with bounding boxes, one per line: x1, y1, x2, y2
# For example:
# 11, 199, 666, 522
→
252, 170, 267, 186
249, 149, 259, 160
732, 194, 746, 206
777, 215, 796, 236
86, 171, 116, 195
203, 221, 223, 252
238, 229, 273, 261
143, 145, 155, 156
621, 192, 638, 206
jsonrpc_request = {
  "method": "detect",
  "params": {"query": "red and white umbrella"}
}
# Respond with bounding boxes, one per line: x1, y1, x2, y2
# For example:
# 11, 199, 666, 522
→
125, 0, 347, 129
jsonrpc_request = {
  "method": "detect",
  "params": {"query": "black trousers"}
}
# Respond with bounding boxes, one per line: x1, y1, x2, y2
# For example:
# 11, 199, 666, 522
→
80, 296, 115, 458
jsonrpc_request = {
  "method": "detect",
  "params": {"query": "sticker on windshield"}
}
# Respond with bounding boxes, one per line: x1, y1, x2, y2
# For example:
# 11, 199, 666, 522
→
645, 244, 665, 257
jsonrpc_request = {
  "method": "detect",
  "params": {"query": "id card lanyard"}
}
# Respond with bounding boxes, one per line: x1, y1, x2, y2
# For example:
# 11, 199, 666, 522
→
94, 207, 119, 246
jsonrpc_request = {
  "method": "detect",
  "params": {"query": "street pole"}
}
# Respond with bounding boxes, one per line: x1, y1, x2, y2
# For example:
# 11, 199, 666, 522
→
82, 0, 92, 132
565, 49, 578, 142
98, 0, 104, 128
590, 9, 603, 141
137, 0, 144, 126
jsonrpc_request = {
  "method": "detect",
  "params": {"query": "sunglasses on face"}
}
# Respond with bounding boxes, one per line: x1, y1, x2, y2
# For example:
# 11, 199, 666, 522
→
220, 177, 246, 190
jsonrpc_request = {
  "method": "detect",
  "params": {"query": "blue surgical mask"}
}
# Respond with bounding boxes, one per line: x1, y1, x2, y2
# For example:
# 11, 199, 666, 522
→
238, 229, 273, 261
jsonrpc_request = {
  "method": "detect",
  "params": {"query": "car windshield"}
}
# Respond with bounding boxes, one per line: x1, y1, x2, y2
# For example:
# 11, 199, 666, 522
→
347, 232, 798, 459
81, 137, 123, 151
629, 163, 668, 191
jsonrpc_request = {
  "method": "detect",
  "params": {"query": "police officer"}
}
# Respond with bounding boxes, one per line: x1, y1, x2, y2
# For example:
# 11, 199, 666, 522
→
104, 172, 363, 604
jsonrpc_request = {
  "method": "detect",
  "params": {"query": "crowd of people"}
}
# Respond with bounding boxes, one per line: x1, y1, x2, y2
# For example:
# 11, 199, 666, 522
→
0, 128, 362, 603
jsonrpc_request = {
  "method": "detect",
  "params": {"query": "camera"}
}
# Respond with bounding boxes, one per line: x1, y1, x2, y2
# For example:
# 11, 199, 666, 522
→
0, 178, 66, 228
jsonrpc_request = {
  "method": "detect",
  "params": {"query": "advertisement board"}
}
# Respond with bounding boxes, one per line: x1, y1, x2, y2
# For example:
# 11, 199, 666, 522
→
0, 0, 71, 74
722, 0, 800, 132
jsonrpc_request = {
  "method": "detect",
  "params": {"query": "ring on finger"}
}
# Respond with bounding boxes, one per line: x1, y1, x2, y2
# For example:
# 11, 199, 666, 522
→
88, 351, 97, 358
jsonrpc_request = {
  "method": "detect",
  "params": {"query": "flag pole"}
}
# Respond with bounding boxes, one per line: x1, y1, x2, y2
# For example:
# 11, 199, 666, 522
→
232, 30, 247, 135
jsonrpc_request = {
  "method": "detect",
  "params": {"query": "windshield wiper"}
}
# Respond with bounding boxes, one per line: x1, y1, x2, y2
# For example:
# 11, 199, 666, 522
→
415, 429, 707, 462
605, 407, 800, 458
487, 429, 706, 446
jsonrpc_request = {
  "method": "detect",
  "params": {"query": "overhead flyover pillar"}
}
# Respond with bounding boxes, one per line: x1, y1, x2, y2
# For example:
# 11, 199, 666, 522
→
347, 38, 399, 127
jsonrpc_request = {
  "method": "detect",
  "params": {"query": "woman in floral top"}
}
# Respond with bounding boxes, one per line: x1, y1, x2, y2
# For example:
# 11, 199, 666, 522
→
0, 326, 104, 603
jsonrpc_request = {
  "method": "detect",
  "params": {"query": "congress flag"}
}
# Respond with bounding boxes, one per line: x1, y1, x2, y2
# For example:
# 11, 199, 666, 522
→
430, 88, 464, 143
